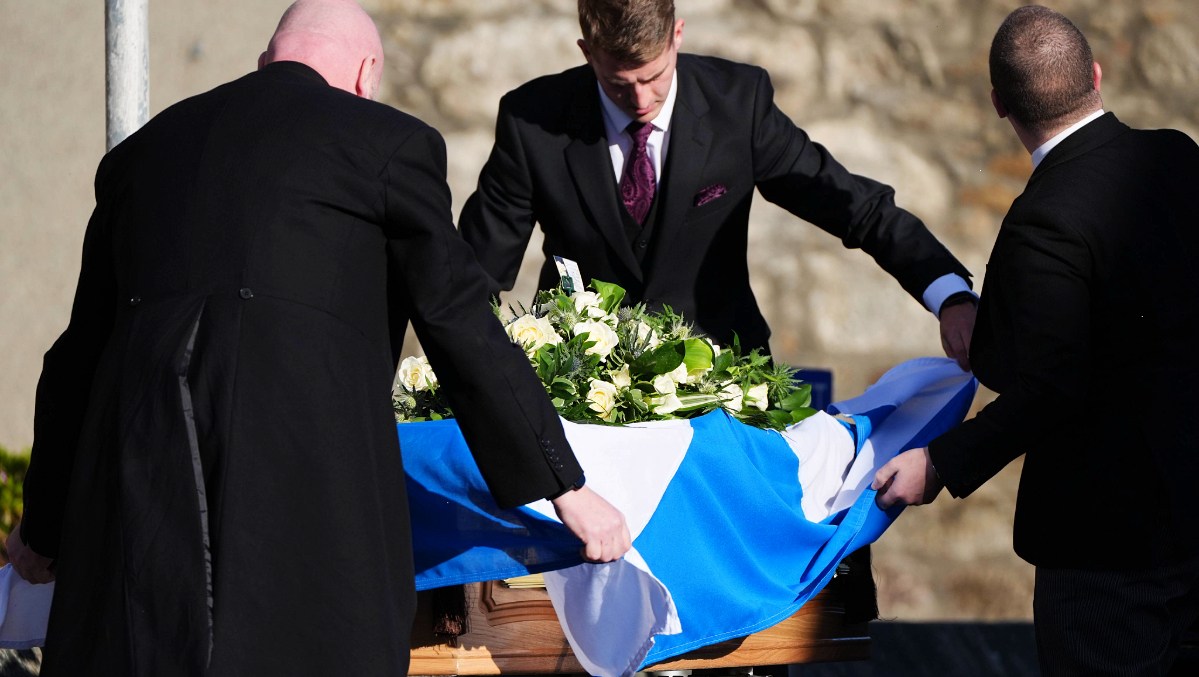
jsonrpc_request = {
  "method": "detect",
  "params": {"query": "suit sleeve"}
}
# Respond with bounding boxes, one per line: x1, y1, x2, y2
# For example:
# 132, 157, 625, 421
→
748, 69, 971, 301
383, 123, 581, 508
21, 155, 121, 557
458, 94, 538, 295
928, 215, 1092, 497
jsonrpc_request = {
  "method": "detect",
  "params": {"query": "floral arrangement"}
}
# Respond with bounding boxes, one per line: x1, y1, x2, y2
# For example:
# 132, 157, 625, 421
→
392, 280, 816, 430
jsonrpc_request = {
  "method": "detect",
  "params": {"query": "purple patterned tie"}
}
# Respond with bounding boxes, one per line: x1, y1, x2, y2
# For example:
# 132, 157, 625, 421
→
620, 122, 656, 225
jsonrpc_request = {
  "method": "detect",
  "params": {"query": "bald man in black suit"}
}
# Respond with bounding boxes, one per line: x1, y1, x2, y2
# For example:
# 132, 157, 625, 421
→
6, 2, 628, 674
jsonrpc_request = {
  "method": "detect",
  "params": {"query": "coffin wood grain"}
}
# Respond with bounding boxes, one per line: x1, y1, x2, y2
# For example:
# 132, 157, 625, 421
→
409, 581, 868, 674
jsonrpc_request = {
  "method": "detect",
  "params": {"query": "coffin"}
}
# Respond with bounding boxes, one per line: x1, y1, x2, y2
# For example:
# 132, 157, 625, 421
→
409, 577, 869, 674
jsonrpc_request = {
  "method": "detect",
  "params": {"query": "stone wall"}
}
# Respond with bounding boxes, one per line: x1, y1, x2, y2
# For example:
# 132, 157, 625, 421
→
2, 0, 1197, 620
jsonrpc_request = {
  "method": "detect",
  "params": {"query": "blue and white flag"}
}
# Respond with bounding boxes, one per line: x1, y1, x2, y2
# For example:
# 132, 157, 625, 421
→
0, 565, 53, 649
0, 358, 974, 665
401, 357, 977, 676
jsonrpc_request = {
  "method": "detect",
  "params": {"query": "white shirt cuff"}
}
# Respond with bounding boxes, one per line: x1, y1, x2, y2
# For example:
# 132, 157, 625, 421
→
923, 274, 975, 318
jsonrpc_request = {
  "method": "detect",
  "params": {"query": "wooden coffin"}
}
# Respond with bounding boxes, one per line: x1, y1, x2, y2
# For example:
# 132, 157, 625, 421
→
409, 577, 869, 675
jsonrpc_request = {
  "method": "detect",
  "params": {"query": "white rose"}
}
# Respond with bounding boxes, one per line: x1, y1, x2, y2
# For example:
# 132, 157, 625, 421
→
610, 364, 631, 389
667, 361, 689, 385
572, 291, 607, 319
651, 392, 683, 415
745, 383, 770, 411
636, 321, 660, 349
396, 355, 437, 392
573, 320, 619, 361
720, 383, 744, 413
506, 314, 562, 353
652, 373, 677, 395
586, 379, 620, 421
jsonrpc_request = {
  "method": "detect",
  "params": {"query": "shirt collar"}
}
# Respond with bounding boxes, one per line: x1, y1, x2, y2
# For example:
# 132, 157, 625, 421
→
1031, 109, 1105, 168
597, 70, 679, 137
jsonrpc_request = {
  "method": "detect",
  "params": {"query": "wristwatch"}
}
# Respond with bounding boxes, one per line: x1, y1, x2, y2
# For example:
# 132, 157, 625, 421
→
939, 290, 978, 315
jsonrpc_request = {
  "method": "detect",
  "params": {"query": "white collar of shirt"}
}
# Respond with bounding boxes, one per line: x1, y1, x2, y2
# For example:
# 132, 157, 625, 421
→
598, 72, 678, 182
1031, 109, 1105, 169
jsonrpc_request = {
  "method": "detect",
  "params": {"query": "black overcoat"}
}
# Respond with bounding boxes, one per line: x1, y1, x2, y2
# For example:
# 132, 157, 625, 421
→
22, 61, 582, 676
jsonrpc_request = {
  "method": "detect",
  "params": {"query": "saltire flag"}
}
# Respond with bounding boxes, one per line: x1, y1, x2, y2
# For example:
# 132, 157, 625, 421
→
401, 357, 977, 676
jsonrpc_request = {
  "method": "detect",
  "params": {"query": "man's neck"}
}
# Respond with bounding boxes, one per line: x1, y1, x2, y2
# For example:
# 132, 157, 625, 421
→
1016, 107, 1103, 155
1028, 109, 1105, 168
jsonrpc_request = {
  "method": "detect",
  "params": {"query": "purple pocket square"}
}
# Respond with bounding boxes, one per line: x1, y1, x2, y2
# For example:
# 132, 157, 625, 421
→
694, 184, 727, 207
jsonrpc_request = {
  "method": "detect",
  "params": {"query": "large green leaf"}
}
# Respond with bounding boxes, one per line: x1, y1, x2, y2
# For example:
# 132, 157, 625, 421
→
681, 338, 714, 372
631, 341, 686, 376
780, 383, 812, 411
711, 347, 736, 375
789, 406, 818, 424
766, 409, 794, 429
591, 280, 626, 313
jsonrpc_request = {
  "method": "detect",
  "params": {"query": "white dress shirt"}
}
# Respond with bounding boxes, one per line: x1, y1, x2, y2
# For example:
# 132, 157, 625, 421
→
1031, 109, 1106, 169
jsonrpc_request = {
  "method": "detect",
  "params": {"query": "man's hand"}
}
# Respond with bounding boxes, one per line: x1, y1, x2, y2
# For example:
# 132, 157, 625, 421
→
551, 485, 631, 563
939, 301, 977, 372
872, 447, 944, 510
5, 522, 55, 584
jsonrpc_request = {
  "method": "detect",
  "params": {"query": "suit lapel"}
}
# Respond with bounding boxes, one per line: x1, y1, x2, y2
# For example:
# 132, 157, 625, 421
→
647, 62, 713, 276
563, 81, 644, 281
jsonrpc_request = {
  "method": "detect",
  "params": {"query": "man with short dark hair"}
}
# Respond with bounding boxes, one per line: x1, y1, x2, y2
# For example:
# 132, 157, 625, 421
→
459, 1, 981, 656
874, 6, 1199, 673
5, 1, 629, 674
459, 0, 978, 367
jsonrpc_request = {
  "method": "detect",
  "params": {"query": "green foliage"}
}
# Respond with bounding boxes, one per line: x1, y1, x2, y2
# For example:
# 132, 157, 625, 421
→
0, 445, 29, 538
393, 280, 816, 430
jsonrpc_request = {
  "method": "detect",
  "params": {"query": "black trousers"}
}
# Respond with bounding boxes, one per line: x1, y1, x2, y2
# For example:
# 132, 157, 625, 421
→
1034, 549, 1199, 676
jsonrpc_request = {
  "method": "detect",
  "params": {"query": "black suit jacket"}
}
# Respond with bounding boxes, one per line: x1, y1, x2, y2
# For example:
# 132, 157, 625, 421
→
460, 54, 970, 353
23, 61, 580, 676
929, 113, 1199, 569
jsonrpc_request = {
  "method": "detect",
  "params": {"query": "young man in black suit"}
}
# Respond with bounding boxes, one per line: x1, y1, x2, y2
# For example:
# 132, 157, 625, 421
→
5, 1, 629, 674
459, 0, 978, 366
459, 2, 979, 667
874, 6, 1199, 673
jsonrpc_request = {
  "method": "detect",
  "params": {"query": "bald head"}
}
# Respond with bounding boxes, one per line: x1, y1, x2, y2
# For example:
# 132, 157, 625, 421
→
260, 0, 384, 99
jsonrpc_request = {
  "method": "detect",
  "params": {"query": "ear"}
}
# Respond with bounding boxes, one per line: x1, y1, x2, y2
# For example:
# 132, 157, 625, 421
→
355, 55, 377, 100
258, 51, 268, 70
577, 38, 592, 64
673, 18, 685, 50
1092, 61, 1102, 93
990, 88, 1008, 119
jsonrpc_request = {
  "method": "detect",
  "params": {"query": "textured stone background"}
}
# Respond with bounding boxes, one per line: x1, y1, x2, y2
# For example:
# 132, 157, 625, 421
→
2, 0, 1197, 620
